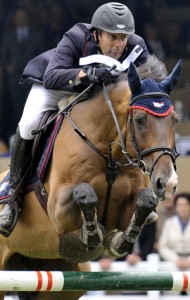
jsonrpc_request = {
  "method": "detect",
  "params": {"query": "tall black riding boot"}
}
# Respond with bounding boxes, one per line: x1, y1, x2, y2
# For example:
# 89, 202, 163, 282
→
0, 128, 33, 237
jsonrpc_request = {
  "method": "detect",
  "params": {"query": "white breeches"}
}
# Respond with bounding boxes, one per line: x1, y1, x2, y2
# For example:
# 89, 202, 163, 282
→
19, 83, 76, 140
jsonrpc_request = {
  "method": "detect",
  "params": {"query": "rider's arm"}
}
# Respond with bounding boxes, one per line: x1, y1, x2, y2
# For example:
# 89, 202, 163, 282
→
43, 23, 91, 92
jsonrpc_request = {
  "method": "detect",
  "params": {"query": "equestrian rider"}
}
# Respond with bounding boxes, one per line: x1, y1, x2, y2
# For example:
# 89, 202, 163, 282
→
0, 2, 150, 237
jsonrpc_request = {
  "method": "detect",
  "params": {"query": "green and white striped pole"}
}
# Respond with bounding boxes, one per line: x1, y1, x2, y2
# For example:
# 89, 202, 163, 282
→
0, 271, 189, 292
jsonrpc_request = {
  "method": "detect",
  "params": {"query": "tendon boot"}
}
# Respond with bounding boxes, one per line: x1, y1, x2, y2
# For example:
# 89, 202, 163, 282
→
0, 128, 33, 237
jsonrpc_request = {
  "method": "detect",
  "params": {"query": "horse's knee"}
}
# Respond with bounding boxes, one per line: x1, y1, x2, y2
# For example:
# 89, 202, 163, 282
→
73, 183, 98, 208
136, 188, 158, 213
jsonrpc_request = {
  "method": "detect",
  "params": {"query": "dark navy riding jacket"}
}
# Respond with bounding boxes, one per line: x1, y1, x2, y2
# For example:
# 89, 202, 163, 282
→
20, 23, 149, 92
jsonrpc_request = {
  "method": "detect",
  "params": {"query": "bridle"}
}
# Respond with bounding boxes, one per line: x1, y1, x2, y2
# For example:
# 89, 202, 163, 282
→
128, 92, 179, 177
102, 86, 179, 175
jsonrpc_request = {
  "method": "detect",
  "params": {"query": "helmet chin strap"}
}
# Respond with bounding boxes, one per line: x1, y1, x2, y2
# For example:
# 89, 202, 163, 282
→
93, 28, 103, 54
95, 28, 100, 44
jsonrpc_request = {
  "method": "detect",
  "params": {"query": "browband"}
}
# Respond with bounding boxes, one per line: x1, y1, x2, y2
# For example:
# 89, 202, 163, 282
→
130, 92, 170, 105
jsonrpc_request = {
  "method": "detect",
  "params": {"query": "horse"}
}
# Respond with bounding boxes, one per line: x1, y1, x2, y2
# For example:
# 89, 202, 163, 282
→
0, 55, 182, 300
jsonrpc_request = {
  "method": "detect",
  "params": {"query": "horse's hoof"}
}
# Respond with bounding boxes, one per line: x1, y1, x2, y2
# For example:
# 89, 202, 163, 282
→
103, 231, 131, 259
59, 232, 103, 263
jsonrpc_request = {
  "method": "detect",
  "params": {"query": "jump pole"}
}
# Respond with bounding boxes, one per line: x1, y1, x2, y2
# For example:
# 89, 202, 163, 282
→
0, 271, 189, 292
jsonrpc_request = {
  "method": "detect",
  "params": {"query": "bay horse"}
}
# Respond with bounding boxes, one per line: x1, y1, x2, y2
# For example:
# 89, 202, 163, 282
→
0, 55, 181, 300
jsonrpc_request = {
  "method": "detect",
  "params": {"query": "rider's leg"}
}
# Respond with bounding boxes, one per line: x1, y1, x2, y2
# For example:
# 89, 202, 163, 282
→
0, 127, 33, 236
19, 83, 68, 139
0, 83, 66, 237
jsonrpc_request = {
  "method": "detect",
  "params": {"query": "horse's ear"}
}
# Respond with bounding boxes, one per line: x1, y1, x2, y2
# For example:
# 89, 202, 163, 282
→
128, 62, 142, 94
160, 59, 182, 94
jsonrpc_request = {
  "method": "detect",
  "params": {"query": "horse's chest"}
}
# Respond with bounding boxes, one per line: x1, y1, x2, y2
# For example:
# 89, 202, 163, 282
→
90, 171, 141, 229
91, 170, 142, 199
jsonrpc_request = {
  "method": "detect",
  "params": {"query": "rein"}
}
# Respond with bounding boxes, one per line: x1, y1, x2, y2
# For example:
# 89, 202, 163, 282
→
31, 83, 94, 135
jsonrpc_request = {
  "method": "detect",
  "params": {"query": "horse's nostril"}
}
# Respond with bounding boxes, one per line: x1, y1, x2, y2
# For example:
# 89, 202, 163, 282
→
156, 178, 165, 192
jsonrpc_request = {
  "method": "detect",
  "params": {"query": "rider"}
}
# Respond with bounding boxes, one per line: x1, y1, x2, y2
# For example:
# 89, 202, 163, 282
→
0, 2, 150, 237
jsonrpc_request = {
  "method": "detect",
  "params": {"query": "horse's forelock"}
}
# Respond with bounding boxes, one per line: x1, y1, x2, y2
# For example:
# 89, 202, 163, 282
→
137, 55, 168, 82
118, 55, 168, 84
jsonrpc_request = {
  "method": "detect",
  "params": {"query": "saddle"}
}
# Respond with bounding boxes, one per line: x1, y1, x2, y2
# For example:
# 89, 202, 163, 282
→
30, 111, 65, 213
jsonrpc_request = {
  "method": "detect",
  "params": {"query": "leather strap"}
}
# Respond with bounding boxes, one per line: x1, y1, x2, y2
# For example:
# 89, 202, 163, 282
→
33, 180, 48, 214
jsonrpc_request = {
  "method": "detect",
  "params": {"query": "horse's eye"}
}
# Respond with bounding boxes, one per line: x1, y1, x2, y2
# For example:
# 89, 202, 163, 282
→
134, 115, 145, 126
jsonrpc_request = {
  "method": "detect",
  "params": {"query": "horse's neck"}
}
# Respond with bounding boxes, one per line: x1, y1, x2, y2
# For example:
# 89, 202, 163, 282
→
71, 83, 130, 151
48, 83, 132, 184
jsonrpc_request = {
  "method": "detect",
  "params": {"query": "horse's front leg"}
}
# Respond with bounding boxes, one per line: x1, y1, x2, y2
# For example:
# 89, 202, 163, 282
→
73, 182, 104, 247
56, 183, 104, 263
104, 188, 158, 258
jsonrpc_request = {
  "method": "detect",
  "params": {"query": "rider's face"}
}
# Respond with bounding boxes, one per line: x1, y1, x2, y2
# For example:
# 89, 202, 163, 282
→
97, 31, 128, 60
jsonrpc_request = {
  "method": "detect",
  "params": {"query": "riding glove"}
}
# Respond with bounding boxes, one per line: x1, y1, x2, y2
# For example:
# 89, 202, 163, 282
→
81, 65, 120, 86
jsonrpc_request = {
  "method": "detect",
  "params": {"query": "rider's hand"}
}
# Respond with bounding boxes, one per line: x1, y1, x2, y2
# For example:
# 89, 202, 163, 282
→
81, 65, 120, 86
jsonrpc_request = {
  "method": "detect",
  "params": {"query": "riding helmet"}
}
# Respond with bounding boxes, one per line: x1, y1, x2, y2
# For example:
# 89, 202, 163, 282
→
91, 2, 135, 34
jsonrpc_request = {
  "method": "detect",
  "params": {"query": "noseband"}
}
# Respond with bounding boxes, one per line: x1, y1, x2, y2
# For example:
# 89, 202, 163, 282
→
128, 92, 179, 177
